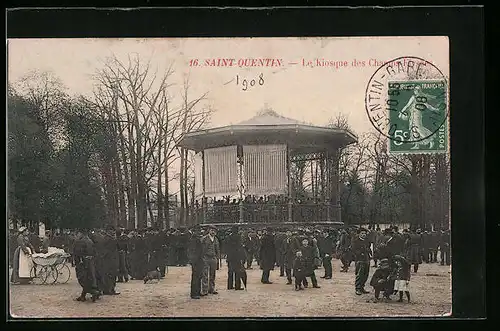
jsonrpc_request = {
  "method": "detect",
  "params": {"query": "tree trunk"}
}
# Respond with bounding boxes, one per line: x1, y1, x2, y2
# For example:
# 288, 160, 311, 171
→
409, 156, 421, 229
420, 155, 430, 230
179, 148, 185, 227
157, 130, 164, 229
110, 160, 120, 228
147, 191, 155, 228
114, 153, 127, 228
163, 135, 170, 229
183, 149, 189, 226
127, 121, 138, 229
164, 166, 170, 229
113, 106, 133, 229
101, 165, 115, 226
191, 178, 196, 225
134, 105, 148, 229
434, 154, 448, 230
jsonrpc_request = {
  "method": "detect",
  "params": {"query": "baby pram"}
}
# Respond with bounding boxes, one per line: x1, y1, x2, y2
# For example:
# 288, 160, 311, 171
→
31, 247, 71, 285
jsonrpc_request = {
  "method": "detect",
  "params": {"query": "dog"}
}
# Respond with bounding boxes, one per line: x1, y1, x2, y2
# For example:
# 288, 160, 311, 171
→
237, 263, 248, 291
143, 268, 162, 284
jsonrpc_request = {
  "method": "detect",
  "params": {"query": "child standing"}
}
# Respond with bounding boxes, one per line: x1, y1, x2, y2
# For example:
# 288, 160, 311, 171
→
293, 251, 306, 291
391, 254, 411, 303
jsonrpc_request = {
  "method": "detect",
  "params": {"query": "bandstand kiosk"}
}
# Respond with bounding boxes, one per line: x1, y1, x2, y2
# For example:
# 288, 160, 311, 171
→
177, 109, 357, 226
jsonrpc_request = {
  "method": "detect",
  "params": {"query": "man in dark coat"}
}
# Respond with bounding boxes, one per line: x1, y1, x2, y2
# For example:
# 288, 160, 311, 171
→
91, 228, 120, 296
89, 230, 105, 292
177, 228, 189, 266
127, 232, 139, 279
337, 229, 353, 272
255, 230, 263, 266
148, 229, 164, 275
429, 230, 439, 263
226, 226, 246, 290
386, 227, 405, 257
116, 229, 130, 283
65, 231, 76, 266
188, 226, 204, 299
373, 229, 389, 265
439, 230, 451, 266
406, 229, 423, 272
243, 230, 258, 269
421, 230, 431, 263
274, 231, 286, 276
103, 228, 120, 295
259, 227, 276, 284
158, 229, 169, 277
352, 228, 371, 295
317, 230, 334, 279
169, 230, 179, 266
73, 229, 100, 302
371, 228, 383, 267
282, 230, 296, 285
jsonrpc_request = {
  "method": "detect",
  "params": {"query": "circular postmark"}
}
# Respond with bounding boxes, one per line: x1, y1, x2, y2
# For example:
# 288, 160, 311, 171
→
365, 56, 449, 144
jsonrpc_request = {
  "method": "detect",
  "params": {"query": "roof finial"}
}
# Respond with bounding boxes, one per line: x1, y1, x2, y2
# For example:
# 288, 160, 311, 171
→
258, 103, 277, 117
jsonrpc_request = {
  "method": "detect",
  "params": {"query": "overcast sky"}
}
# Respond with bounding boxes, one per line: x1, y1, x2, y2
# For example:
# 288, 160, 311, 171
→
8, 37, 449, 137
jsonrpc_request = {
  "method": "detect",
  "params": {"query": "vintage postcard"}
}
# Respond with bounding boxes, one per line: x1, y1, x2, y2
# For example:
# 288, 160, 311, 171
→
8, 37, 451, 318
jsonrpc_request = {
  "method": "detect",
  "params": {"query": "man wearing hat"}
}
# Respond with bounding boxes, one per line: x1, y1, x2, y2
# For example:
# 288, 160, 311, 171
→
318, 230, 335, 279
200, 225, 220, 296
259, 227, 276, 284
116, 228, 130, 283
103, 226, 120, 294
352, 228, 371, 295
243, 230, 258, 269
282, 230, 296, 285
439, 229, 451, 266
337, 228, 353, 272
10, 226, 35, 285
177, 227, 190, 267
225, 225, 246, 290
73, 228, 100, 302
406, 228, 423, 273
188, 225, 204, 299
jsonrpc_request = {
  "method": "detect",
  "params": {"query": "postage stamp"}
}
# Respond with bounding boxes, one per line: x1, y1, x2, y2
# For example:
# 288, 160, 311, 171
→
387, 80, 448, 153
365, 56, 449, 154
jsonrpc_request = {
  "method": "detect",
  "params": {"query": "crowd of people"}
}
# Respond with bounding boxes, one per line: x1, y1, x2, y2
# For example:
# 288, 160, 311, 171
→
9, 223, 451, 303
195, 195, 335, 223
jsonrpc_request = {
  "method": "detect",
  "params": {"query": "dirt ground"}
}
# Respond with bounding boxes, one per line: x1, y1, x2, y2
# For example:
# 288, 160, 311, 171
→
9, 259, 451, 318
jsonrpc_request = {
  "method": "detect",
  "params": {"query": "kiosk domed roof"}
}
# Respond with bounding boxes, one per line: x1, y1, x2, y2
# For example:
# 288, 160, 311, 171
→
178, 108, 357, 153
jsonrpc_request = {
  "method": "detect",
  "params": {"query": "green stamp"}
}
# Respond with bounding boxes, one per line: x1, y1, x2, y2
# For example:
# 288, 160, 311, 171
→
387, 80, 448, 153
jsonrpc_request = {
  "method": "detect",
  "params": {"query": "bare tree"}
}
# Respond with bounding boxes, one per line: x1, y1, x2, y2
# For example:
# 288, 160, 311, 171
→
94, 54, 174, 228
176, 75, 212, 226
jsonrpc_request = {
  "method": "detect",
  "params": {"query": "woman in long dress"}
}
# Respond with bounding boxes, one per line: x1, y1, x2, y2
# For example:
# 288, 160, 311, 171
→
10, 226, 35, 285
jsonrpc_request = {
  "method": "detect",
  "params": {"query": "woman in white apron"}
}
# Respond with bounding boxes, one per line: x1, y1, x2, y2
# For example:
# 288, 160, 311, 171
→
10, 226, 35, 285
